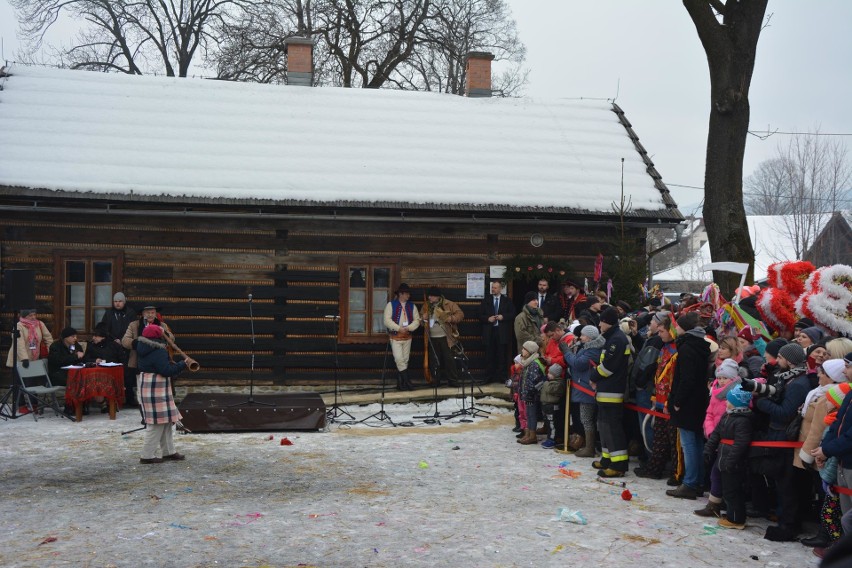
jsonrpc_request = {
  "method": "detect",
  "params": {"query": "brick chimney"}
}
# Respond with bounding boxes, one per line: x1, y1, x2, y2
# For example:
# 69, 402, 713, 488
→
285, 37, 314, 86
465, 51, 494, 98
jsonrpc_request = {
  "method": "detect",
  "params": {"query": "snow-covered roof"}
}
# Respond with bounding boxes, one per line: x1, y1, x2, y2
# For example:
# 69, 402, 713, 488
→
654, 214, 831, 282
0, 64, 679, 218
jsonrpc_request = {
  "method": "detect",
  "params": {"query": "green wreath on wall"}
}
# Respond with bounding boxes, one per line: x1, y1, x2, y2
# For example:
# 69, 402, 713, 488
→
500, 255, 578, 284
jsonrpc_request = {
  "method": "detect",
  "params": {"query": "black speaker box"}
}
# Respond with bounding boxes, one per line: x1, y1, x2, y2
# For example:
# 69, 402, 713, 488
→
3, 269, 36, 311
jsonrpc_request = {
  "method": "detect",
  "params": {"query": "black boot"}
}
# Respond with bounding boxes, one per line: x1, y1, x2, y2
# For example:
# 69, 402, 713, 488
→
396, 372, 405, 391
800, 527, 832, 548
401, 369, 414, 391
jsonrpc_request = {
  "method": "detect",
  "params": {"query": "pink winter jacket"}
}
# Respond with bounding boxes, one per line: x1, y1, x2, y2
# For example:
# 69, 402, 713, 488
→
703, 379, 740, 438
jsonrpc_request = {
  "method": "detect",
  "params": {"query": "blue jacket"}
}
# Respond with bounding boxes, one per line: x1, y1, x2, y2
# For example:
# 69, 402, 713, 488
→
561, 336, 605, 405
136, 337, 187, 377
822, 390, 852, 469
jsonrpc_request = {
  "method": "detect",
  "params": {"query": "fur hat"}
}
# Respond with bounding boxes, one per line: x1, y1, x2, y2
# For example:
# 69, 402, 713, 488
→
113, 292, 126, 302
426, 287, 441, 297
524, 291, 538, 305
822, 359, 847, 383
799, 326, 825, 345
765, 338, 788, 359
61, 326, 77, 339
826, 382, 852, 409
716, 358, 740, 379
548, 364, 564, 379
142, 324, 164, 339
522, 340, 539, 354
91, 324, 109, 338
726, 385, 752, 408
580, 325, 600, 341
778, 343, 806, 367
599, 307, 619, 326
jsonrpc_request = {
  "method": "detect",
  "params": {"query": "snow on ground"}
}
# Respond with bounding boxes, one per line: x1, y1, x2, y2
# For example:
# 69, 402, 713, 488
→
0, 400, 818, 567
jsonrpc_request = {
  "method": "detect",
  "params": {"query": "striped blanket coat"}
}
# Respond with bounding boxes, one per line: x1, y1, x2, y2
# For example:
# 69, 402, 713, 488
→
136, 336, 186, 425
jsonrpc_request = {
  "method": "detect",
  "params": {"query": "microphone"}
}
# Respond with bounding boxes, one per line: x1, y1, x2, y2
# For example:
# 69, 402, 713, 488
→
248, 294, 253, 301
324, 315, 340, 319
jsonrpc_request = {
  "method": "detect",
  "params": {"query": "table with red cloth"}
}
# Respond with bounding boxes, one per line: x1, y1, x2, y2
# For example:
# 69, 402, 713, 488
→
64, 365, 125, 421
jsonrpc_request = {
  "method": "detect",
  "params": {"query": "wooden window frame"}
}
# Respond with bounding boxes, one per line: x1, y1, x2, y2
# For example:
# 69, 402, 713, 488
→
53, 250, 124, 337
338, 257, 400, 344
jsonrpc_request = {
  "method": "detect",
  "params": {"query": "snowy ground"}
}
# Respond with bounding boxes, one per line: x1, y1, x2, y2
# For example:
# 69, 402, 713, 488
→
0, 399, 819, 568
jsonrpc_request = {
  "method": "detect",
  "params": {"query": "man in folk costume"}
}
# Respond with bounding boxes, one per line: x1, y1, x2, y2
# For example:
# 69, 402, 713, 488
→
556, 280, 586, 323
591, 307, 632, 478
136, 324, 195, 464
421, 287, 464, 386
383, 283, 421, 391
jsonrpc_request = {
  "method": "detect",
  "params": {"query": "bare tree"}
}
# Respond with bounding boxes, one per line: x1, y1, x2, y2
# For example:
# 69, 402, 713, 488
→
394, 0, 527, 96
683, 0, 767, 297
744, 157, 793, 215
10, 0, 255, 76
744, 131, 851, 257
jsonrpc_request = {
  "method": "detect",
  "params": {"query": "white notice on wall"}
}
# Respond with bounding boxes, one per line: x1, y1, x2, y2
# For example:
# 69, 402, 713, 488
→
467, 273, 485, 299
489, 265, 507, 280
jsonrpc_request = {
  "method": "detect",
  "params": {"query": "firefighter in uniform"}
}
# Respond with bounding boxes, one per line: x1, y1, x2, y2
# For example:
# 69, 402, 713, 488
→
591, 307, 632, 478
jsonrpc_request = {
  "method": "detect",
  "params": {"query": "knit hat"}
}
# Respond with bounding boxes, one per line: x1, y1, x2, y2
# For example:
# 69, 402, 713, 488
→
426, 287, 441, 297
142, 324, 164, 339
737, 325, 758, 343
113, 292, 126, 302
823, 359, 847, 383
676, 311, 699, 331
19, 308, 36, 317
599, 307, 619, 326
778, 343, 806, 367
580, 325, 600, 341
826, 382, 852, 409
61, 326, 77, 339
799, 326, 824, 345
765, 338, 788, 359
652, 310, 671, 325
794, 317, 815, 330
548, 364, 564, 379
716, 358, 740, 379
727, 385, 752, 408
522, 340, 539, 354
524, 291, 538, 305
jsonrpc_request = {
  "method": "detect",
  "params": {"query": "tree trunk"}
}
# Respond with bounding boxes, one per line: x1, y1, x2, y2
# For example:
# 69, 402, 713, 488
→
684, 0, 767, 298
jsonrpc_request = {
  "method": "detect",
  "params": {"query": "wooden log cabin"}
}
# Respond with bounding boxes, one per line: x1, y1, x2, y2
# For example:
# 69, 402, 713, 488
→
0, 47, 683, 392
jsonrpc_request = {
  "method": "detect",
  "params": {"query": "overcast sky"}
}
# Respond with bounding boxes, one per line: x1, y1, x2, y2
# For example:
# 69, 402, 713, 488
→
2, 1, 851, 214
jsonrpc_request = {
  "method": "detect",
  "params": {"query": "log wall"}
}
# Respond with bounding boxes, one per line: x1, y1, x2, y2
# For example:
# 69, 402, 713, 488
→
0, 210, 643, 388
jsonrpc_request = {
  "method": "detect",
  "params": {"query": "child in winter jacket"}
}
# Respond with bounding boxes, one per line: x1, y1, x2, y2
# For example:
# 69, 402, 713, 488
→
517, 341, 547, 445
539, 364, 566, 449
695, 358, 742, 518
703, 385, 754, 530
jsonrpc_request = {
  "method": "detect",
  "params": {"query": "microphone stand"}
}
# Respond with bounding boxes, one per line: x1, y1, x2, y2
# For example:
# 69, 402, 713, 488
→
445, 341, 490, 421
325, 315, 354, 422
413, 327, 452, 424
227, 294, 274, 408
361, 339, 396, 426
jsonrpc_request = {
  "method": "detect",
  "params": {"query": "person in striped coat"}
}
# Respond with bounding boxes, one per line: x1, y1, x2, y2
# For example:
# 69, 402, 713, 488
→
136, 324, 194, 464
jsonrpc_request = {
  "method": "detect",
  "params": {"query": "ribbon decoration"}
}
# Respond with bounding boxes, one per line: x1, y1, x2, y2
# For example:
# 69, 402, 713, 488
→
594, 253, 603, 283
722, 302, 772, 341
606, 279, 613, 303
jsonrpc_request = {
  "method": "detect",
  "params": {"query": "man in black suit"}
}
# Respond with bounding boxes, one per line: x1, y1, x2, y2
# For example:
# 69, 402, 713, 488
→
478, 280, 516, 384
536, 278, 560, 323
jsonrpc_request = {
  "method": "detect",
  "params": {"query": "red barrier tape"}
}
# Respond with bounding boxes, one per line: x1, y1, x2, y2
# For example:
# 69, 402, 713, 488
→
720, 439, 803, 448
834, 485, 852, 496
570, 380, 671, 419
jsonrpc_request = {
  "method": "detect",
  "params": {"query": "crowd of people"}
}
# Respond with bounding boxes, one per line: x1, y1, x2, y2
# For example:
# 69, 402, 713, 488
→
505, 274, 852, 559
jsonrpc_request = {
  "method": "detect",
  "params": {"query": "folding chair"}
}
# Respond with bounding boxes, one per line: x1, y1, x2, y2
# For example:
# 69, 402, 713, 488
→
15, 360, 73, 422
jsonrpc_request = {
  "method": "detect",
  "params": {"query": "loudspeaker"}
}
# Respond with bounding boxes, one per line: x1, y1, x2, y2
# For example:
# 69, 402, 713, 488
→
3, 269, 36, 311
